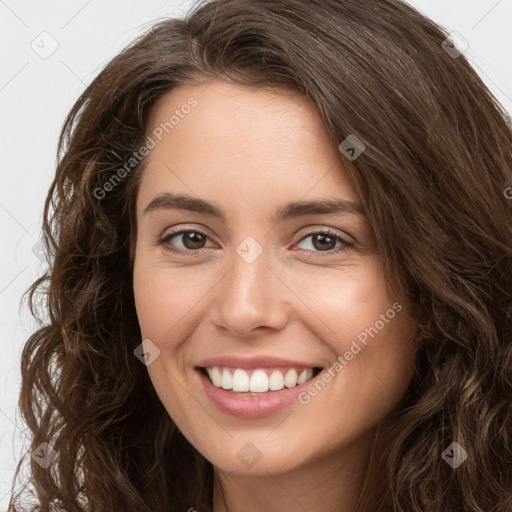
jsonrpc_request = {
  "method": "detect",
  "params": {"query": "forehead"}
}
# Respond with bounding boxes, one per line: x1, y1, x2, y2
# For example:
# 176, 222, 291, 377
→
137, 81, 361, 216
147, 80, 321, 133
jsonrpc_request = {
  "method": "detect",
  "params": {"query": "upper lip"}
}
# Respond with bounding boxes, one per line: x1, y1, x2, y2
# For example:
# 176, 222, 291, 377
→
197, 355, 321, 369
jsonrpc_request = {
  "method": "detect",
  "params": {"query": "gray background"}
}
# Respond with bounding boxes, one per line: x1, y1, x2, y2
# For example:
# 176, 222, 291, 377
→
1, 0, 511, 508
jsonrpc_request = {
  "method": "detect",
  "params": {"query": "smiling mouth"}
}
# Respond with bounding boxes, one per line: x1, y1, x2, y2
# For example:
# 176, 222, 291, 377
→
198, 366, 323, 394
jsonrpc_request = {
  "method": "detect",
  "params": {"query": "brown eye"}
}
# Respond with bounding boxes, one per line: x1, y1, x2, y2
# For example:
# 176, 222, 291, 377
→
180, 231, 207, 250
160, 229, 214, 253
311, 233, 337, 251
296, 229, 353, 255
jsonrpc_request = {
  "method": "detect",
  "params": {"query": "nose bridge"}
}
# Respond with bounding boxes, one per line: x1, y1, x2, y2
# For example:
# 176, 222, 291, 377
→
213, 235, 287, 334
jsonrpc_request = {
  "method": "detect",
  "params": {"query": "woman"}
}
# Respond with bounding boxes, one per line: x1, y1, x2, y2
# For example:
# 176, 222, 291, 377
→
8, 0, 512, 510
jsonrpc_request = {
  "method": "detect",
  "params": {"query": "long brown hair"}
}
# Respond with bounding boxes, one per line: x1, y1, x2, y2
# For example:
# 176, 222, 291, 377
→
8, 0, 512, 510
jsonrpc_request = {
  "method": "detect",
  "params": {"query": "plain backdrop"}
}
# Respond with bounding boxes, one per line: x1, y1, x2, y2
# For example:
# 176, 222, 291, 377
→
1, 0, 511, 508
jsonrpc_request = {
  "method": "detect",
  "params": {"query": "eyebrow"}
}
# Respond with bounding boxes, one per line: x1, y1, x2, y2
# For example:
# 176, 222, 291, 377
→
143, 192, 366, 223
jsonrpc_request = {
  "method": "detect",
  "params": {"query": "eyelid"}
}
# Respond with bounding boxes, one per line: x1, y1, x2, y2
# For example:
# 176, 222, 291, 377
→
158, 224, 355, 256
159, 225, 214, 247
159, 225, 352, 245
294, 225, 355, 244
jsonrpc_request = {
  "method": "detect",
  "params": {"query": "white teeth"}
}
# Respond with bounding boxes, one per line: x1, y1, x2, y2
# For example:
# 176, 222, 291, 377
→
232, 368, 250, 392
249, 369, 269, 392
207, 367, 222, 387
221, 369, 233, 390
284, 369, 298, 388
204, 366, 316, 393
269, 370, 284, 391
299, 368, 313, 384
297, 368, 308, 384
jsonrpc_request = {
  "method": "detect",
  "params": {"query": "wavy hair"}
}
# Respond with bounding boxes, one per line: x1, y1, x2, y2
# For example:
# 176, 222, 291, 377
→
8, 0, 512, 510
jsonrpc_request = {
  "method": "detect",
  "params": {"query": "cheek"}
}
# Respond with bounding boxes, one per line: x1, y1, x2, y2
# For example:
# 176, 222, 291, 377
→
284, 257, 398, 345
133, 257, 211, 343
289, 259, 417, 416
132, 262, 196, 422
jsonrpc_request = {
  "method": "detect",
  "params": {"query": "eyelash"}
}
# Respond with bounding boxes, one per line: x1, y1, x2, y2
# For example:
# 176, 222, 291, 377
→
158, 227, 354, 257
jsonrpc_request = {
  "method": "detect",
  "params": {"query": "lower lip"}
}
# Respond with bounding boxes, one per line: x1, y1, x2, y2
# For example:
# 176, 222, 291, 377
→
196, 368, 317, 418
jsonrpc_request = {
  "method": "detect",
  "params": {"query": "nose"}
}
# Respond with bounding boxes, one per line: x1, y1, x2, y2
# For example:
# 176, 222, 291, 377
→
211, 244, 289, 337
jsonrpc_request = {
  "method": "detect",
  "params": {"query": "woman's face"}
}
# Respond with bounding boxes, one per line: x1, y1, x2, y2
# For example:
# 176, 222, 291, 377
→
133, 81, 419, 476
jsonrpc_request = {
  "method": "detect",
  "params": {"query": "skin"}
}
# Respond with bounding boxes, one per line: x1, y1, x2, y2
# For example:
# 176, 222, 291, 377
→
132, 80, 420, 512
